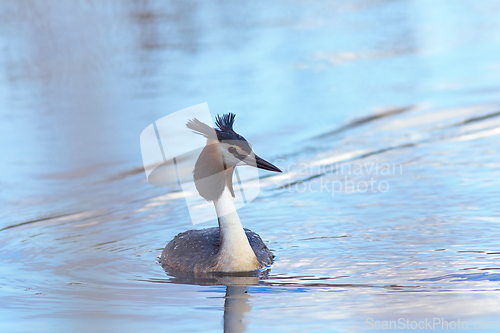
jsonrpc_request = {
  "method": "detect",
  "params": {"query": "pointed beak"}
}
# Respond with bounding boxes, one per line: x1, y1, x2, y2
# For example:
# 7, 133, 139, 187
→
253, 154, 282, 173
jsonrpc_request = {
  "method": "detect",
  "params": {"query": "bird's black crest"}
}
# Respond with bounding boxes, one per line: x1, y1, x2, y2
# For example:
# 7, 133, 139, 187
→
215, 113, 236, 133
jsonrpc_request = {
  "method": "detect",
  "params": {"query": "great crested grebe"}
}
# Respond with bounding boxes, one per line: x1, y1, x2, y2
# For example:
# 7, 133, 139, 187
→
161, 113, 281, 274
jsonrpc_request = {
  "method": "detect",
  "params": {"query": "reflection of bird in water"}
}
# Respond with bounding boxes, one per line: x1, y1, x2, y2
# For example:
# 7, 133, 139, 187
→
224, 286, 251, 333
161, 113, 281, 273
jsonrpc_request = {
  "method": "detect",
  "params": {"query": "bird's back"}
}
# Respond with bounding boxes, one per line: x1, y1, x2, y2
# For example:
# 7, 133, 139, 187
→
161, 227, 273, 274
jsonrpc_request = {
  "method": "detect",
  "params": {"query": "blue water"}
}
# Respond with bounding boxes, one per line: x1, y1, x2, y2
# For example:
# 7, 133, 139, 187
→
1, 1, 500, 332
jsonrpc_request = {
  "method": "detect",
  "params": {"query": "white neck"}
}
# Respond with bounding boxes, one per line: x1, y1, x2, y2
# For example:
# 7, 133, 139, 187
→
213, 185, 259, 272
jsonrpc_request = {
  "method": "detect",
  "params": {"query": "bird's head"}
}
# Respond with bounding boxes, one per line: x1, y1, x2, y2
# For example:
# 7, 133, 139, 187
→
186, 113, 281, 201
187, 113, 281, 172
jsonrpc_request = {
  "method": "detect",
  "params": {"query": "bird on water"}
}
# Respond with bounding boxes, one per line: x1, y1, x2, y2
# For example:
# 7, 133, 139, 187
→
161, 113, 282, 274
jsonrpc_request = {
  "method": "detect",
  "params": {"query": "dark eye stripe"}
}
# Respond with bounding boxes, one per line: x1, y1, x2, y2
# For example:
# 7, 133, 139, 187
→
233, 151, 248, 161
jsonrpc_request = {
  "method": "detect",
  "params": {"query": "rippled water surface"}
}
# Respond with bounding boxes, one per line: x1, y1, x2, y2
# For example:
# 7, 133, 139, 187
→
1, 1, 500, 332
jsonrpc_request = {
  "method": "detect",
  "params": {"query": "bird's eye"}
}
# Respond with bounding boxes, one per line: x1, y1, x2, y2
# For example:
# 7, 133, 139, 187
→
228, 147, 236, 154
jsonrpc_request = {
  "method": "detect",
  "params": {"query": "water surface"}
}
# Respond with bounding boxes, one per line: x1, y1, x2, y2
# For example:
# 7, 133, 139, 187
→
1, 1, 500, 332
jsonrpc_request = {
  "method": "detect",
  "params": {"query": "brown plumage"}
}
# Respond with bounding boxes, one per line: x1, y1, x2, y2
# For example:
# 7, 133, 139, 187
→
161, 227, 273, 274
